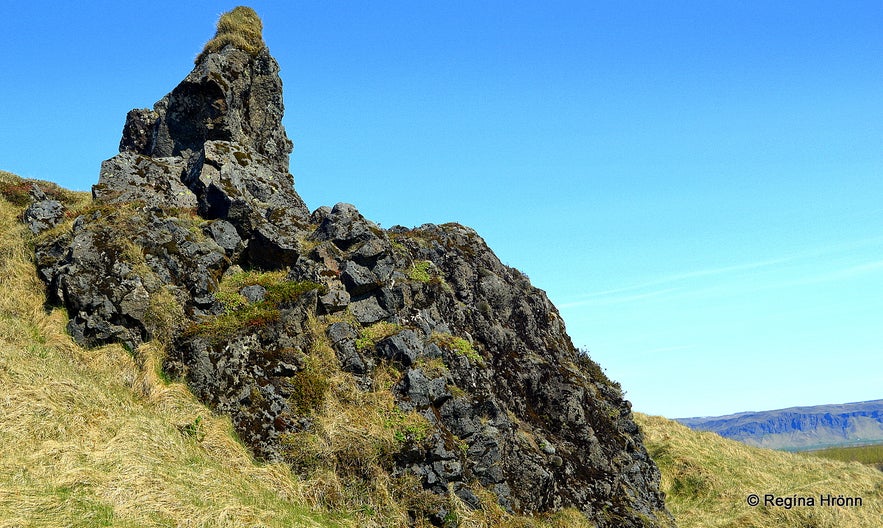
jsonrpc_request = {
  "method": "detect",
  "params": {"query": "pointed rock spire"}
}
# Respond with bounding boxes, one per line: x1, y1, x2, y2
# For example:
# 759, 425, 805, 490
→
95, 6, 309, 267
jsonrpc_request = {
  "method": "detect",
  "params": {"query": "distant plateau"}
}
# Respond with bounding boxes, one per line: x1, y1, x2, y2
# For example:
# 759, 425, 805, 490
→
676, 399, 883, 451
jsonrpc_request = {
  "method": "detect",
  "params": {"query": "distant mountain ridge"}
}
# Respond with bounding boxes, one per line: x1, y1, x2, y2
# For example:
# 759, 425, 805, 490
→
677, 399, 883, 451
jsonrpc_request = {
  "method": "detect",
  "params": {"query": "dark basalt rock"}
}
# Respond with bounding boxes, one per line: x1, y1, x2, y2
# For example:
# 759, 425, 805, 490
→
166, 290, 319, 461
95, 41, 310, 273
23, 184, 65, 234
29, 10, 674, 528
93, 152, 195, 209
36, 206, 227, 350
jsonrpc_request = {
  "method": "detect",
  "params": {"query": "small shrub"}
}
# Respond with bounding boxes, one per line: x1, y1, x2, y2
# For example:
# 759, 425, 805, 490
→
219, 269, 287, 293
390, 473, 451, 523
120, 240, 154, 278
264, 280, 326, 305
383, 407, 431, 444
372, 361, 403, 391
288, 366, 330, 415
194, 271, 323, 342
576, 347, 621, 395
0, 171, 83, 207
414, 356, 448, 379
389, 239, 408, 257
280, 430, 324, 473
185, 303, 280, 344
447, 384, 468, 400
144, 287, 185, 346
214, 290, 247, 312
178, 415, 206, 442
0, 180, 34, 206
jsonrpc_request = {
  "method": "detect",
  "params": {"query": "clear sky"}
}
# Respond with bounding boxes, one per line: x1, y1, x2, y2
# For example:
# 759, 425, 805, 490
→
1, 2, 881, 418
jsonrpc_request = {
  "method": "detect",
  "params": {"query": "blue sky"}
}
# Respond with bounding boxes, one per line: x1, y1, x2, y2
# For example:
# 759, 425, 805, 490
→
1, 2, 881, 417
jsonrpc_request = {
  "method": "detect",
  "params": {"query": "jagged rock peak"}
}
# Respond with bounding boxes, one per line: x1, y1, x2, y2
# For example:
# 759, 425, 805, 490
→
118, 7, 291, 174
93, 6, 309, 270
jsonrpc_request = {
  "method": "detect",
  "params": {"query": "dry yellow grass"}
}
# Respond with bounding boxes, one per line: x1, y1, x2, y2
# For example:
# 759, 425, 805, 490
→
196, 6, 265, 64
0, 188, 342, 527
14, 170, 880, 527
0, 176, 593, 527
636, 413, 883, 528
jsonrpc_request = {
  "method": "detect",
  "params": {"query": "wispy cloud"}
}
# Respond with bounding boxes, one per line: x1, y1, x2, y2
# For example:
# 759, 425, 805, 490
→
639, 345, 695, 355
559, 287, 681, 308
771, 258, 883, 289
560, 257, 792, 308
559, 236, 883, 308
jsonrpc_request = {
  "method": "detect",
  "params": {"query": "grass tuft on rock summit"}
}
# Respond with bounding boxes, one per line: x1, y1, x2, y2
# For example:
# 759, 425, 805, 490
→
197, 6, 265, 64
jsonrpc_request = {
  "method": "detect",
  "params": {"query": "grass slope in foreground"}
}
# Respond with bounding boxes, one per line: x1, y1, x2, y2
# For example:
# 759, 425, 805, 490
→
636, 413, 883, 528
0, 173, 342, 526
0, 172, 590, 528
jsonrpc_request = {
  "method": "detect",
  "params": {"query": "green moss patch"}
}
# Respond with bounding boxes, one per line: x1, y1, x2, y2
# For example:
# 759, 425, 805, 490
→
431, 332, 483, 365
383, 407, 431, 445
407, 260, 432, 283
355, 321, 402, 351
186, 271, 323, 344
288, 366, 330, 415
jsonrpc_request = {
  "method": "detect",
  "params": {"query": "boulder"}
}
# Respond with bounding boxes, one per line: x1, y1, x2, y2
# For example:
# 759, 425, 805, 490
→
23, 185, 64, 234
93, 152, 196, 209
36, 206, 227, 349
312, 202, 382, 250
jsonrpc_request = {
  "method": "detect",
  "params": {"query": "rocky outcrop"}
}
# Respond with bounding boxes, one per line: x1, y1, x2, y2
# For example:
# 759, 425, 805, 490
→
36, 205, 227, 349
31, 8, 673, 527
92, 37, 310, 272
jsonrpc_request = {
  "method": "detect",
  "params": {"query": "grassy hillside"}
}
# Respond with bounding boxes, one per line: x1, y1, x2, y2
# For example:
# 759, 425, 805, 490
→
0, 172, 594, 527
4, 169, 882, 528
0, 173, 344, 527
807, 444, 883, 470
636, 413, 883, 528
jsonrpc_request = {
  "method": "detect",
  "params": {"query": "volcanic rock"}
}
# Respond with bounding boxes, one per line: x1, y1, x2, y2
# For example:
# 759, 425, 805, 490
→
30, 7, 674, 527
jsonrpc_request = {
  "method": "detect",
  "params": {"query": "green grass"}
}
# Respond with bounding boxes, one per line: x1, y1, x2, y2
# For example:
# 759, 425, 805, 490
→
431, 331, 483, 365
186, 302, 281, 343
354, 321, 402, 351
406, 259, 451, 291
407, 260, 432, 283
636, 413, 883, 528
187, 270, 324, 344
805, 443, 883, 468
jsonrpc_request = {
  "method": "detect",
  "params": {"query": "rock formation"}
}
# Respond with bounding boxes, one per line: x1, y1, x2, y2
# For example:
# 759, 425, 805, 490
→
32, 7, 674, 527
